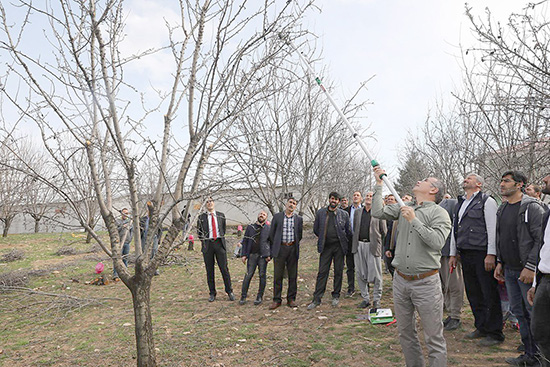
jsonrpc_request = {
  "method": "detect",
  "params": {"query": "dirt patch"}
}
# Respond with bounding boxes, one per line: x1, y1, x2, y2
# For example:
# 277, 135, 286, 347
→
0, 234, 528, 367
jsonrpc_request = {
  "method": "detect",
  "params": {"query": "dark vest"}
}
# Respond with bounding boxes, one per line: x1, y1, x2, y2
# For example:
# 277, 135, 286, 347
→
454, 192, 489, 251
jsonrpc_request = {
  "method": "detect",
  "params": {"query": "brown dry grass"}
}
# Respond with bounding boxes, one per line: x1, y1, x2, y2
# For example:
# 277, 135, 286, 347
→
0, 231, 524, 366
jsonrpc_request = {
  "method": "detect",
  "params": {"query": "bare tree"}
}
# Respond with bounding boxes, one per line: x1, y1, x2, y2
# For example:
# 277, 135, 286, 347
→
219, 51, 372, 218
0, 1, 314, 366
20, 143, 59, 233
406, 3, 550, 197
0, 140, 28, 236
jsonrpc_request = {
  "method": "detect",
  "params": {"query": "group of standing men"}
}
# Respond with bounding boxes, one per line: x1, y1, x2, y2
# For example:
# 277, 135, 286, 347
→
196, 196, 303, 309
195, 168, 550, 367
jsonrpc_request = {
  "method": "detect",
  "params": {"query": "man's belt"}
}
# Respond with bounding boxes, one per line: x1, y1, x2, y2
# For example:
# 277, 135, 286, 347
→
359, 239, 370, 242
543, 273, 550, 279
281, 241, 295, 246
397, 269, 439, 281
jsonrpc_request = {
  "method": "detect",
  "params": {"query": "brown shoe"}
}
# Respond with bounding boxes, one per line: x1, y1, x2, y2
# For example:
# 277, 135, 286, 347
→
287, 300, 298, 308
268, 302, 281, 310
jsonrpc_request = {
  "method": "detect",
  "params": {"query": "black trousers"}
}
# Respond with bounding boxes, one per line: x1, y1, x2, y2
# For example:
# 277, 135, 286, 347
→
312, 242, 344, 303
532, 276, 550, 367
384, 249, 395, 276
460, 249, 504, 340
345, 251, 355, 292
203, 239, 232, 296
240, 252, 267, 298
273, 244, 298, 303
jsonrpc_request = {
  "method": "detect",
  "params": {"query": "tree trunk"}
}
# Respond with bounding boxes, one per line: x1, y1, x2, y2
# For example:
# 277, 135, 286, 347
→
86, 231, 93, 244
34, 218, 40, 233
2, 217, 13, 237
131, 280, 157, 367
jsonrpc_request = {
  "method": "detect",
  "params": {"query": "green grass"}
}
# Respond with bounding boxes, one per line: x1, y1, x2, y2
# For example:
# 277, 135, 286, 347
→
0, 231, 526, 367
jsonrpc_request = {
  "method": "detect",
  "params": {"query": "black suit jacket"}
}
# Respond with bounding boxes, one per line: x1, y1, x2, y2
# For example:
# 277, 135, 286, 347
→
268, 212, 303, 259
197, 211, 226, 253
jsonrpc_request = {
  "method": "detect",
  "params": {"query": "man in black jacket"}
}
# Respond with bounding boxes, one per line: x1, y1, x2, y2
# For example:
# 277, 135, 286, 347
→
494, 171, 545, 366
268, 197, 303, 309
197, 197, 234, 302
308, 192, 352, 309
528, 173, 550, 367
239, 210, 270, 305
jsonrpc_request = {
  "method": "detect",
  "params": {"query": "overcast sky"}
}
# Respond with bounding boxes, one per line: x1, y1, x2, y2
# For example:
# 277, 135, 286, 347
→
297, 0, 540, 176
3, 0, 542, 180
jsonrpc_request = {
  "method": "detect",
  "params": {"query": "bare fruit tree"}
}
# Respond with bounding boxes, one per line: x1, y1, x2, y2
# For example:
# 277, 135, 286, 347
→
404, 3, 550, 196
0, 138, 30, 236
0, 0, 314, 366
219, 49, 372, 217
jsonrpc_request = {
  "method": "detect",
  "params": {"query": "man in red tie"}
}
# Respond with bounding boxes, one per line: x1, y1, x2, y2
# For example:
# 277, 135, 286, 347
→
197, 197, 234, 302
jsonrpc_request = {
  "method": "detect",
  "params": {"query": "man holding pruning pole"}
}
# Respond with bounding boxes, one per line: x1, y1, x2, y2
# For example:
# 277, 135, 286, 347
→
372, 166, 451, 367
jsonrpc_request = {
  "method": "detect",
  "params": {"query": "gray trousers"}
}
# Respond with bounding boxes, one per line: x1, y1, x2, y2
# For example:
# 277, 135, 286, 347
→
354, 241, 382, 303
393, 272, 447, 367
439, 256, 464, 319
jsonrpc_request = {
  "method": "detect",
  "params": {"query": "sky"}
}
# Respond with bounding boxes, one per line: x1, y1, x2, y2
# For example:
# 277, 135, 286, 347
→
2, 0, 542, 178
297, 0, 540, 177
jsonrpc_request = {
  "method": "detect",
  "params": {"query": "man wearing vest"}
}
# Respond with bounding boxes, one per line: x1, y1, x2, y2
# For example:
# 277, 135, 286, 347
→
528, 173, 550, 367
494, 171, 545, 366
351, 191, 387, 309
449, 173, 504, 346
344, 191, 364, 297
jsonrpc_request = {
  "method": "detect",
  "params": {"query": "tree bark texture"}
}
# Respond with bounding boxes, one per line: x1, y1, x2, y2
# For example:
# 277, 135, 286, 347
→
131, 280, 157, 367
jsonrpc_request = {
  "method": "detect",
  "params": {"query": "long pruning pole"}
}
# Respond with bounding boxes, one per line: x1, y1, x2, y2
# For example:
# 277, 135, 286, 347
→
285, 39, 405, 207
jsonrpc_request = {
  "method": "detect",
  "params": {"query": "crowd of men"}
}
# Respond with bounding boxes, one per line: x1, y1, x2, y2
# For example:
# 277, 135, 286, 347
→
115, 169, 550, 367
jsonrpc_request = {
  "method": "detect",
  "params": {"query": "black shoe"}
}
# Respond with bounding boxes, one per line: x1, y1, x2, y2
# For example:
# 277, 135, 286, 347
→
346, 290, 356, 298
444, 318, 461, 331
478, 336, 504, 347
443, 316, 452, 327
505, 354, 540, 366
228, 292, 235, 301
239, 297, 246, 305
254, 296, 262, 305
208, 294, 216, 302
358, 300, 371, 309
464, 329, 486, 339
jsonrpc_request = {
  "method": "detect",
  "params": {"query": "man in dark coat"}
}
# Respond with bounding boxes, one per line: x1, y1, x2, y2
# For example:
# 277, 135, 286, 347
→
197, 197, 234, 302
268, 197, 303, 309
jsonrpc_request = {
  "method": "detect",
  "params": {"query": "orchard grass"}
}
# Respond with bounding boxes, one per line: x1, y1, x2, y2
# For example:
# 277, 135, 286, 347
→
0, 231, 524, 366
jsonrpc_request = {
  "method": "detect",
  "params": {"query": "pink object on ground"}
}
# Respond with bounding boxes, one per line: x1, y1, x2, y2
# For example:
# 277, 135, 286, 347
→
237, 225, 243, 231
188, 234, 194, 241
95, 262, 104, 274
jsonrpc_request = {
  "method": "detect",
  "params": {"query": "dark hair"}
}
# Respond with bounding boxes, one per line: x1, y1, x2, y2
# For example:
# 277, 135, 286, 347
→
328, 191, 340, 200
287, 196, 297, 203
502, 170, 528, 186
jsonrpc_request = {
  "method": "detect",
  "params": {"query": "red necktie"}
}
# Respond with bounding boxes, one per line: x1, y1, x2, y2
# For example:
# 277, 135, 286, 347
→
211, 213, 217, 239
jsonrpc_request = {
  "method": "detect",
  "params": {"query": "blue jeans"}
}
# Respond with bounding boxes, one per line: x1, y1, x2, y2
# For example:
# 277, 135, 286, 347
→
504, 267, 536, 356
113, 242, 130, 277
